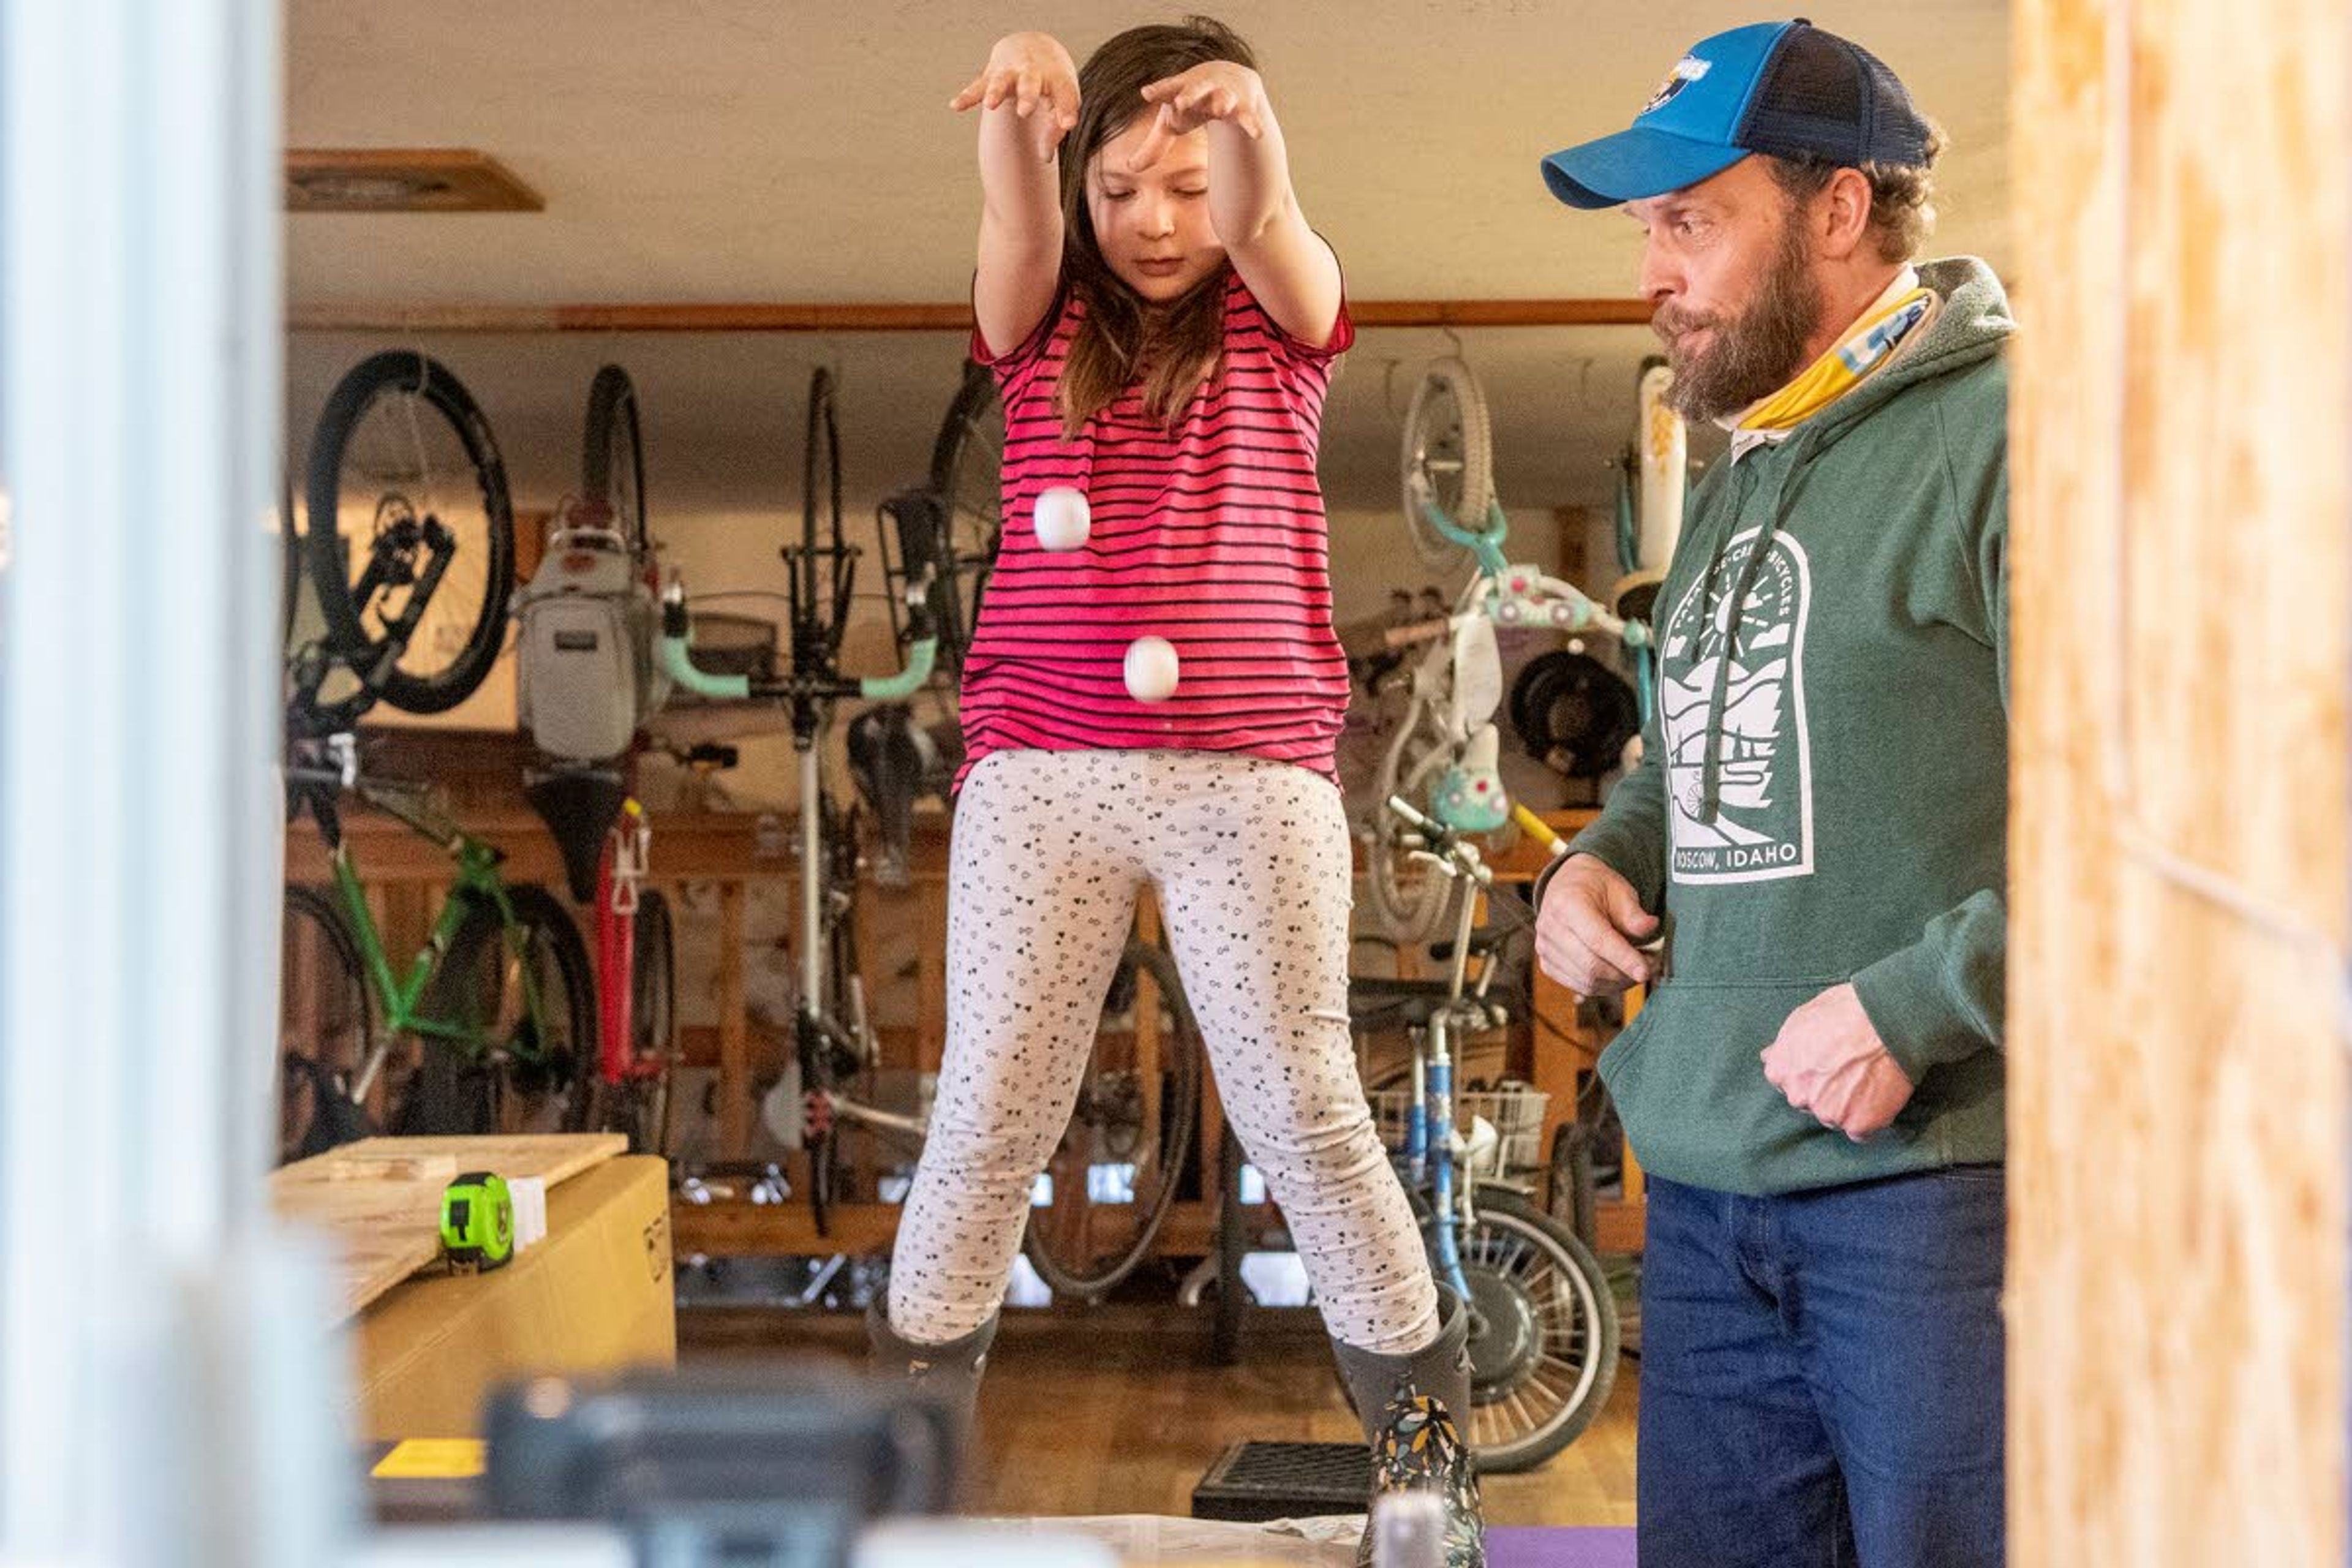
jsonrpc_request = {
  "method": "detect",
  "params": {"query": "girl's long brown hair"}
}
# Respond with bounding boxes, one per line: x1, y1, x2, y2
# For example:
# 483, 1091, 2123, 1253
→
1055, 15, 1256, 439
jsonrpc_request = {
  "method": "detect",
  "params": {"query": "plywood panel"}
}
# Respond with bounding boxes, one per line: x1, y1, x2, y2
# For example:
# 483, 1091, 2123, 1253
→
273, 1133, 627, 1319
2010, 0, 2348, 1559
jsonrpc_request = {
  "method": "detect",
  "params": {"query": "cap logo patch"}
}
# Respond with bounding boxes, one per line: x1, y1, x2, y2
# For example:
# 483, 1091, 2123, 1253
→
1642, 54, 1711, 115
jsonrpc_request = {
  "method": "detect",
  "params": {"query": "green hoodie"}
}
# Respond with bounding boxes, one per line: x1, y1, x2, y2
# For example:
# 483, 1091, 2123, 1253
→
1569, 256, 2011, 1197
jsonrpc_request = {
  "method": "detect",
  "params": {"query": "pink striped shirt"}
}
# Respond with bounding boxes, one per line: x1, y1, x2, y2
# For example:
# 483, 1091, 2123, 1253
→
957, 270, 1355, 787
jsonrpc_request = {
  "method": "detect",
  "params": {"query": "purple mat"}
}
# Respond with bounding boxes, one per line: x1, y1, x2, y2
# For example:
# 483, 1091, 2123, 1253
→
1483, 1526, 1638, 1568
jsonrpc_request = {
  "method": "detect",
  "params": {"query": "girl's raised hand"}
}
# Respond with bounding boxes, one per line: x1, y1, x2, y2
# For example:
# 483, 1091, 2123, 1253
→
952, 32, 1081, 157
1128, 61, 1266, 170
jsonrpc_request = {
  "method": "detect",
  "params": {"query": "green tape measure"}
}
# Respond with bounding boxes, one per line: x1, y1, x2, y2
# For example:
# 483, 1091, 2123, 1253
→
439, 1170, 514, 1272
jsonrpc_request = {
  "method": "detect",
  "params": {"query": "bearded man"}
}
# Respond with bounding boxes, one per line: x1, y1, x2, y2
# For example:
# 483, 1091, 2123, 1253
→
1535, 21, 2013, 1567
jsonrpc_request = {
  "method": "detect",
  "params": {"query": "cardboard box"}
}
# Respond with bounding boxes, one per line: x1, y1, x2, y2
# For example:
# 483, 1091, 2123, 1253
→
349, 1154, 675, 1440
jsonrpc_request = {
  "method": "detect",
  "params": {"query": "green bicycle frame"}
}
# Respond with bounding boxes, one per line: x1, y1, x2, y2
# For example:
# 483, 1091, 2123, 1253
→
324, 829, 557, 1093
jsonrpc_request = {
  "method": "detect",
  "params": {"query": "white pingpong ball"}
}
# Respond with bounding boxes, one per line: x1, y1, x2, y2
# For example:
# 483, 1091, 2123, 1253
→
1033, 486, 1091, 552
1123, 636, 1180, 703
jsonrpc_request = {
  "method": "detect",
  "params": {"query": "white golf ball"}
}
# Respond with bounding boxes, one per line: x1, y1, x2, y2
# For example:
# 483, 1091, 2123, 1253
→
1033, 486, 1091, 552
1123, 636, 1180, 703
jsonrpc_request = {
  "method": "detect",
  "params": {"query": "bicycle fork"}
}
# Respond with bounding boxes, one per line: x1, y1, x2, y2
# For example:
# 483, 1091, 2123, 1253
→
1422, 1013, 1474, 1305
1423, 859, 1487, 1305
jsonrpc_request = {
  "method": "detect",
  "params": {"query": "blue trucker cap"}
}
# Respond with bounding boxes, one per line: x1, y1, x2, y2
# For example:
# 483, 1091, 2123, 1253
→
1541, 19, 1933, 209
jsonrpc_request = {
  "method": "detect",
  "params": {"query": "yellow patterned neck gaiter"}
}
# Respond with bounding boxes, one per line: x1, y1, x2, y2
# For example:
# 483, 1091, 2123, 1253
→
1735, 286, 1938, 434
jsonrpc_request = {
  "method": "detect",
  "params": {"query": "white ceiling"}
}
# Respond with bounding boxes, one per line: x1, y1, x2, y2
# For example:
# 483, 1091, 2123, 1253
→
285, 1, 2012, 519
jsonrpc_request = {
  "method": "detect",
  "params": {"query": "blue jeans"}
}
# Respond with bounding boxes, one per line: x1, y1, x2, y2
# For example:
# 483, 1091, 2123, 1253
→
1638, 1168, 2006, 1567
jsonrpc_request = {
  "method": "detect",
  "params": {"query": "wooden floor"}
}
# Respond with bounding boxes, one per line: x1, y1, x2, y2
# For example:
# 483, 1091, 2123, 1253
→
680, 1303, 1638, 1527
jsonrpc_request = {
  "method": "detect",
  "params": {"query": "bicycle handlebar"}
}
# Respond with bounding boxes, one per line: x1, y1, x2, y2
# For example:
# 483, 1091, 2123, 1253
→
1382, 617, 1452, 652
1471, 570, 1646, 645
1386, 793, 1494, 888
1408, 485, 1653, 652
660, 589, 755, 700
658, 575, 941, 705
1411, 488, 1512, 576
1509, 804, 1569, 855
858, 635, 938, 701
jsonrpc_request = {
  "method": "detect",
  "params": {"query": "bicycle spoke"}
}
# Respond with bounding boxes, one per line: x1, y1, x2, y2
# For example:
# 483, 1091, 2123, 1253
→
344, 387, 492, 682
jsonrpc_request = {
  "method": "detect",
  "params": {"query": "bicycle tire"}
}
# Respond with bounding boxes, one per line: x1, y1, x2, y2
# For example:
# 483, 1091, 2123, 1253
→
1022, 940, 1204, 1300
589, 887, 677, 1155
636, 888, 678, 1153
1508, 650, 1641, 781
1211, 1121, 1248, 1365
278, 467, 300, 651
1633, 355, 1685, 573
1401, 357, 1494, 572
429, 884, 597, 1135
304, 351, 516, 714
802, 366, 848, 662
501, 883, 597, 1135
632, 888, 677, 1062
581, 363, 649, 554
791, 794, 870, 1239
923, 359, 1005, 677
278, 886, 380, 1163
1362, 689, 1460, 943
1547, 1122, 1600, 1253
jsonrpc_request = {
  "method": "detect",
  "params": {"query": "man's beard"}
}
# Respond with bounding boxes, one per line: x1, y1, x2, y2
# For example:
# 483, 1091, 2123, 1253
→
1653, 218, 1823, 423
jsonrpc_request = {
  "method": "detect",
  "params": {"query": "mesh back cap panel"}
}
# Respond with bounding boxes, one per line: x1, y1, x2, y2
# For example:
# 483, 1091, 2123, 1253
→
1738, 22, 1932, 167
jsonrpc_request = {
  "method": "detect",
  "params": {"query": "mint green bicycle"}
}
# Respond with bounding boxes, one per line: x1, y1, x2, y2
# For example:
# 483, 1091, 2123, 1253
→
1362, 358, 1651, 943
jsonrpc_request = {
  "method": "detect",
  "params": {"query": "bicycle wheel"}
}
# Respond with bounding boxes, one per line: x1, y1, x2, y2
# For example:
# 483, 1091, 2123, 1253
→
1450, 1188, 1619, 1472
1632, 355, 1686, 573
277, 466, 300, 651
1400, 357, 1494, 572
924, 360, 1005, 677
1362, 684, 1461, 944
1210, 1121, 1248, 1364
773, 792, 875, 1235
304, 351, 516, 714
801, 366, 850, 662
630, 888, 680, 1152
586, 886, 677, 1154
1022, 940, 1204, 1300
431, 884, 597, 1135
279, 886, 384, 1162
631, 889, 676, 1063
581, 363, 649, 552
1508, 650, 1642, 780
500, 884, 597, 1134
